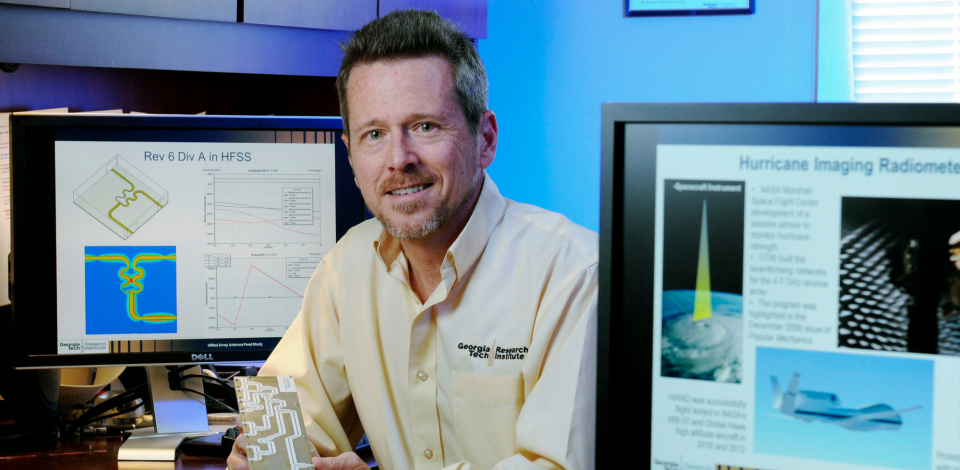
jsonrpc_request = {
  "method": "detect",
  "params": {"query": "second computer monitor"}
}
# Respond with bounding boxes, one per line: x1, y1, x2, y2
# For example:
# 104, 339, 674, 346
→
600, 103, 960, 470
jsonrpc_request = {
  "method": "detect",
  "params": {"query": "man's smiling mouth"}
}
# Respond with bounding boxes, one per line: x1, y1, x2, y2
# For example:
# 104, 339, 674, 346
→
389, 184, 431, 196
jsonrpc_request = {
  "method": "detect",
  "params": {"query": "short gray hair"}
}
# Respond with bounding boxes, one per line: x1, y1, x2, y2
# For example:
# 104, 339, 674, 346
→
336, 9, 488, 137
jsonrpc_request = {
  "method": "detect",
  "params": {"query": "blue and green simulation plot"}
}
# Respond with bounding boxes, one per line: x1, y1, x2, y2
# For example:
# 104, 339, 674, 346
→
85, 246, 177, 334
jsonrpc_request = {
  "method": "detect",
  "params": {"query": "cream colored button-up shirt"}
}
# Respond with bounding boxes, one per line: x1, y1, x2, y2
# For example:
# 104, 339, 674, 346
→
260, 173, 598, 470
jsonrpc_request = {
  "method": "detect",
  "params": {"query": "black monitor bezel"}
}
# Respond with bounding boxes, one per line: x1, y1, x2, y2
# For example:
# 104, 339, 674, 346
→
9, 114, 364, 369
597, 103, 960, 469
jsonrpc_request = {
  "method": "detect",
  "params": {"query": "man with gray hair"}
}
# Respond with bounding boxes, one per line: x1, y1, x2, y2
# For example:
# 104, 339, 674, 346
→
228, 9, 596, 470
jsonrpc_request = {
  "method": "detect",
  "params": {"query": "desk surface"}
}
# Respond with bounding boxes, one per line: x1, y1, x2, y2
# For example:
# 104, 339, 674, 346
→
0, 435, 227, 470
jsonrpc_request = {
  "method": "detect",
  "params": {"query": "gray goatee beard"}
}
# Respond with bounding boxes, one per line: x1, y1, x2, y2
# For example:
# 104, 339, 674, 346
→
378, 168, 482, 241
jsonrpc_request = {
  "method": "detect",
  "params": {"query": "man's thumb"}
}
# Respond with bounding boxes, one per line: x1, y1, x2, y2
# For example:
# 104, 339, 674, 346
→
311, 456, 340, 470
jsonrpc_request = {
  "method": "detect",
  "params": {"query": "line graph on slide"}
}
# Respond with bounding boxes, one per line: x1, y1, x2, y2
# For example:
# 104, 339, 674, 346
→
205, 255, 320, 331
210, 174, 323, 245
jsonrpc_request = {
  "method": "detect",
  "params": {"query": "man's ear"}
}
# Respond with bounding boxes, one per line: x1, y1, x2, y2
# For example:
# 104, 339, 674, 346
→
478, 110, 498, 170
342, 133, 360, 189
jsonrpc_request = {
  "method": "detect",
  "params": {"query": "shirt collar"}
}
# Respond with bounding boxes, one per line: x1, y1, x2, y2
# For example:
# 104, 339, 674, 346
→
444, 171, 506, 282
374, 224, 402, 269
373, 170, 507, 283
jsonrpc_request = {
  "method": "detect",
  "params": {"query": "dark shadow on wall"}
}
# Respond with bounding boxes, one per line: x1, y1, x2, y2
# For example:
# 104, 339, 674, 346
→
0, 63, 340, 116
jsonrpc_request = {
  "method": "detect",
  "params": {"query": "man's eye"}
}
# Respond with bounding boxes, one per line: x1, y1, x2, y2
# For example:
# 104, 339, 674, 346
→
420, 123, 434, 132
369, 131, 382, 140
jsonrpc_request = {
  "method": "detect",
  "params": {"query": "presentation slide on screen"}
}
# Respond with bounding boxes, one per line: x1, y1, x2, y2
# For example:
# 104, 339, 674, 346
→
652, 144, 960, 470
53, 141, 337, 353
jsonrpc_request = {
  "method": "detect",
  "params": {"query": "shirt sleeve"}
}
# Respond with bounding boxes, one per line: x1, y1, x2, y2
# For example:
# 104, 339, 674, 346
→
258, 255, 364, 457
442, 263, 599, 470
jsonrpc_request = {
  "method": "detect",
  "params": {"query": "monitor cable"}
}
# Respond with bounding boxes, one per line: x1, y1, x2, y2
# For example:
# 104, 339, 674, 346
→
167, 367, 239, 414
179, 373, 235, 389
177, 388, 238, 414
65, 383, 147, 436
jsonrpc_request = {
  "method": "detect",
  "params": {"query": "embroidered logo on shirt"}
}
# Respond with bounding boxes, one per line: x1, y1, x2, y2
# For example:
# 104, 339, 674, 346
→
458, 342, 491, 359
458, 342, 528, 362
492, 346, 528, 360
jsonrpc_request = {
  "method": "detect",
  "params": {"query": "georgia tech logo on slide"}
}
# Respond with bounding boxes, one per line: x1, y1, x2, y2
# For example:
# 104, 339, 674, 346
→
191, 353, 214, 361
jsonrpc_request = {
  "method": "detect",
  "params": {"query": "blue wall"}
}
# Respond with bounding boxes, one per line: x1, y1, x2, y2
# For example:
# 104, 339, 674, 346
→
479, 1, 818, 231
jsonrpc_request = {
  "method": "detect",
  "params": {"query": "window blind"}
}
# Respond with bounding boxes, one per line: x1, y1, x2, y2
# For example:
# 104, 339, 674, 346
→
852, 0, 960, 102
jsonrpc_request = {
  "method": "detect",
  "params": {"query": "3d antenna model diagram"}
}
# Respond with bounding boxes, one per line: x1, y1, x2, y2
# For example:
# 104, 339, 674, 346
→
234, 376, 314, 470
74, 155, 168, 239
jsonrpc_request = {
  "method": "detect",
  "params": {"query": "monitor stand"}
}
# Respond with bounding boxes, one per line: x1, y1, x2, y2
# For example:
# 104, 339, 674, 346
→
117, 365, 217, 461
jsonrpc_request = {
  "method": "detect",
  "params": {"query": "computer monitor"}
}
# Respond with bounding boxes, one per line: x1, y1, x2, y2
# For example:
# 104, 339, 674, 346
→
599, 104, 960, 470
7, 114, 365, 456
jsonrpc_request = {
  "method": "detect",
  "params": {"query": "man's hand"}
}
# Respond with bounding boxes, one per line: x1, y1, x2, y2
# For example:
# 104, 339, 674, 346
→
311, 452, 370, 470
226, 420, 367, 470
225, 426, 249, 470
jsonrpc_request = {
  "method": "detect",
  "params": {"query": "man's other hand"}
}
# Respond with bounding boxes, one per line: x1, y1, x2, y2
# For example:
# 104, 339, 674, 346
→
311, 452, 370, 470
225, 427, 249, 470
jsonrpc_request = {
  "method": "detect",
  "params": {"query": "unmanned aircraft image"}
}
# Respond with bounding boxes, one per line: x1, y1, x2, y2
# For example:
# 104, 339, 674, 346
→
755, 348, 933, 469
771, 373, 921, 432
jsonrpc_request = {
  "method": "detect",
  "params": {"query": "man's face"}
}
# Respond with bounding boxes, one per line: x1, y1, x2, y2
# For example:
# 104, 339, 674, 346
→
344, 56, 488, 241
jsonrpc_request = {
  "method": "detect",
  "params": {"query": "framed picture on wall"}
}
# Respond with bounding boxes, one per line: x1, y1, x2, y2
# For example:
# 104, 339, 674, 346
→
625, 0, 755, 17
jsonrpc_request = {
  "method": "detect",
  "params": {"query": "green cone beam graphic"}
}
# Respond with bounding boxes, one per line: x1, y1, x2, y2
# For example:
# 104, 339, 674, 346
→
693, 200, 712, 321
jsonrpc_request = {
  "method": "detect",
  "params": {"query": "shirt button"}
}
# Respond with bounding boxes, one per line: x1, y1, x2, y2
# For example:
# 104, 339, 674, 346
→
424, 448, 434, 459
418, 371, 428, 381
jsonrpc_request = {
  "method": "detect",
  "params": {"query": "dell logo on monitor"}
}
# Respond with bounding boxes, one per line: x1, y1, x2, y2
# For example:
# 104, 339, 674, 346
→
192, 354, 214, 361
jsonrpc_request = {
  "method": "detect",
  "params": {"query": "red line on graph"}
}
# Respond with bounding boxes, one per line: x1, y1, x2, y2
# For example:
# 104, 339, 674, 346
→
226, 267, 254, 325
251, 266, 303, 297
215, 208, 321, 237
215, 218, 283, 224
218, 265, 304, 326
